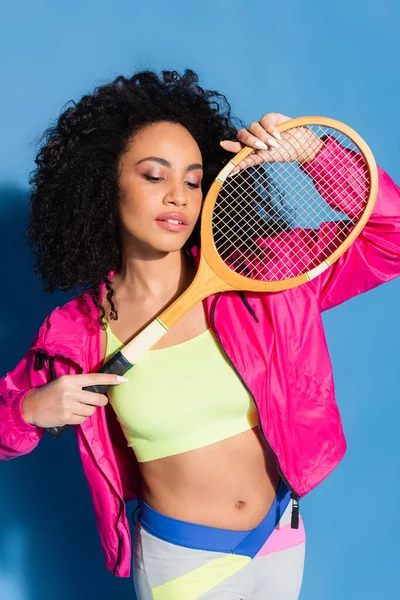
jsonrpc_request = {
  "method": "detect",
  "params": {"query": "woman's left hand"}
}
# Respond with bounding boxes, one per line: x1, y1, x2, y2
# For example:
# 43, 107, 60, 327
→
220, 112, 324, 172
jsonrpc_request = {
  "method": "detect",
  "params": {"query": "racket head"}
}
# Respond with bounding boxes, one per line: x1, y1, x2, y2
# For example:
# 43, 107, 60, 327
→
200, 116, 379, 292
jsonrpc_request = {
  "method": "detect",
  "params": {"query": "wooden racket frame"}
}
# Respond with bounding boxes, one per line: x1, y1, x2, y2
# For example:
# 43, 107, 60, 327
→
160, 116, 378, 329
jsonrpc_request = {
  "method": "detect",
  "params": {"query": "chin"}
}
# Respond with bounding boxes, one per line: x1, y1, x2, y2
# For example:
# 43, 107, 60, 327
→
144, 235, 188, 255
156, 240, 188, 254
152, 231, 193, 254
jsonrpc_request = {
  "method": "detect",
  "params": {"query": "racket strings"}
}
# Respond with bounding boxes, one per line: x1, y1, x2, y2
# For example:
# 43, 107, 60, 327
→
214, 200, 359, 280
214, 176, 348, 278
231, 129, 368, 219
220, 150, 366, 236
212, 125, 370, 281
214, 185, 356, 280
274, 127, 368, 215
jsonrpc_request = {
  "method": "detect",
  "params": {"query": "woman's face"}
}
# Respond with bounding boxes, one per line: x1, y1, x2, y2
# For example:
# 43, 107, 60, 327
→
118, 121, 203, 256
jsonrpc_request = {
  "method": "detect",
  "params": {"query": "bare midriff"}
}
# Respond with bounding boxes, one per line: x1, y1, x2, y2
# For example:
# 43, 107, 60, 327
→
139, 426, 280, 530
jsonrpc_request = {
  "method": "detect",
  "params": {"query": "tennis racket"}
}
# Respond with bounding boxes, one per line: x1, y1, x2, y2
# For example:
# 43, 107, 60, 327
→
47, 116, 378, 437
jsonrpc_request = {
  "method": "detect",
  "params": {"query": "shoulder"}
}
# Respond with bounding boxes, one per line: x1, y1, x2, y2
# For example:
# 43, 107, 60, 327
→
45, 291, 96, 325
36, 291, 101, 354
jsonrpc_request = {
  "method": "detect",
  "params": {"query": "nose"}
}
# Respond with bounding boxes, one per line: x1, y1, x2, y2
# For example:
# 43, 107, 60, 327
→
163, 180, 187, 208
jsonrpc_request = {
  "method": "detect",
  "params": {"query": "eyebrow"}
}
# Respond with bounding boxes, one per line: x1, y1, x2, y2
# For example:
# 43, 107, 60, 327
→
135, 156, 203, 171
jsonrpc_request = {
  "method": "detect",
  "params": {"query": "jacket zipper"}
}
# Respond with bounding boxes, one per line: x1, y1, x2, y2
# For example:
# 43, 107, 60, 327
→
210, 293, 301, 529
34, 349, 125, 573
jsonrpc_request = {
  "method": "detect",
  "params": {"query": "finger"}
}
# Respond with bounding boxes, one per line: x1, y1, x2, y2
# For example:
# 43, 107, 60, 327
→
259, 113, 284, 139
219, 140, 243, 154
230, 152, 267, 176
247, 121, 282, 148
78, 391, 109, 407
68, 414, 89, 425
72, 402, 97, 418
229, 146, 284, 175
236, 127, 279, 152
64, 372, 128, 388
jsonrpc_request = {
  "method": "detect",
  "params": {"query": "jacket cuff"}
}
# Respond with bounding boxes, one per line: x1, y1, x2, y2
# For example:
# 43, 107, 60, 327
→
10, 389, 44, 437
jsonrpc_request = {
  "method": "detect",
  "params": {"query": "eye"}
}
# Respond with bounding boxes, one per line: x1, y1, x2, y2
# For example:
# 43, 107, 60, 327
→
186, 182, 201, 189
142, 174, 163, 183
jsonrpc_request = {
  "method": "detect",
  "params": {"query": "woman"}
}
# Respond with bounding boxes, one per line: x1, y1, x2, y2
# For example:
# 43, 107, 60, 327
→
1, 70, 399, 600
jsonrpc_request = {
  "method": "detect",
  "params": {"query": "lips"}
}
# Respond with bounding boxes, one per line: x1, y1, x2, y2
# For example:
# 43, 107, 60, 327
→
155, 212, 189, 233
155, 212, 188, 226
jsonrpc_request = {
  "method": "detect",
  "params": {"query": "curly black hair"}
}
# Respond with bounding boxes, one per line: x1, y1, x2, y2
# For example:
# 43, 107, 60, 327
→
27, 69, 242, 325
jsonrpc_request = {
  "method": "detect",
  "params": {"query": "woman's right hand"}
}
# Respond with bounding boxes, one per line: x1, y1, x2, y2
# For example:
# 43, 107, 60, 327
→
21, 373, 128, 428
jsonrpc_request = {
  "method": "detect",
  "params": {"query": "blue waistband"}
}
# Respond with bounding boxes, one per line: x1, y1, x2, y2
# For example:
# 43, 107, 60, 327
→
137, 479, 291, 556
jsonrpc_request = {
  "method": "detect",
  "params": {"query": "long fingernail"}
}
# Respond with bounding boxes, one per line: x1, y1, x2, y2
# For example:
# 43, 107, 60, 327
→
267, 138, 280, 148
116, 376, 129, 382
255, 140, 269, 150
273, 131, 282, 140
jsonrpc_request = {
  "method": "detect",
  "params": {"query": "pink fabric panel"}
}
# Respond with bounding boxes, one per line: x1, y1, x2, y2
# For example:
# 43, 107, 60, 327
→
255, 518, 306, 558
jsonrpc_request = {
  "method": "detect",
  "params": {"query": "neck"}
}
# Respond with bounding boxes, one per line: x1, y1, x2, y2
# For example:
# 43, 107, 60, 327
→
115, 247, 195, 301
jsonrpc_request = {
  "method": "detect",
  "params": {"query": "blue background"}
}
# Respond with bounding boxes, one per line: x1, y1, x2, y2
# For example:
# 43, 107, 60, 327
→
1, 1, 399, 598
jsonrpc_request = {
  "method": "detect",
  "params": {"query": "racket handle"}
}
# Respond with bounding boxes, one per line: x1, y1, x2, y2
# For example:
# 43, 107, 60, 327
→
82, 351, 133, 394
46, 351, 133, 438
47, 425, 68, 438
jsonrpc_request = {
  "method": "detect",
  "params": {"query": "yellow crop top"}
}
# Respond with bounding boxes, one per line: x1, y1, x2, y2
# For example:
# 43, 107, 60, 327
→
105, 324, 259, 462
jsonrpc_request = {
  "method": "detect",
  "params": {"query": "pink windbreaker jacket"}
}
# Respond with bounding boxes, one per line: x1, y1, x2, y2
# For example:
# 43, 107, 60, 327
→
1, 138, 400, 577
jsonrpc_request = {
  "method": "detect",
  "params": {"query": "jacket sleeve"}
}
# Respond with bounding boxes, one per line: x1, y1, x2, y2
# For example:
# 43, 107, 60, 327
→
0, 333, 50, 459
300, 137, 400, 311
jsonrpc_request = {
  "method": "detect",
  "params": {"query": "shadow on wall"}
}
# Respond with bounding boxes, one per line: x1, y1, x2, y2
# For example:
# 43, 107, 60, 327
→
0, 186, 135, 600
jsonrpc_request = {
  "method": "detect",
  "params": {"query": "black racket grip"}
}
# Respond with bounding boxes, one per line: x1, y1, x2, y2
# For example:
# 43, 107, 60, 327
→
47, 425, 68, 438
47, 352, 132, 439
82, 351, 132, 394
